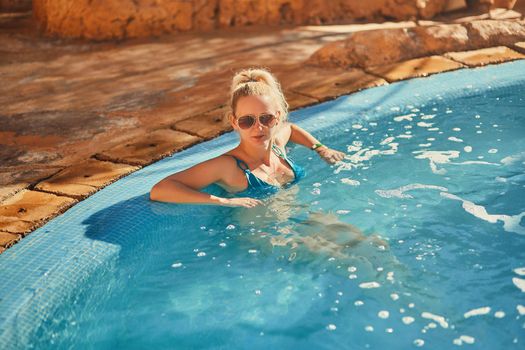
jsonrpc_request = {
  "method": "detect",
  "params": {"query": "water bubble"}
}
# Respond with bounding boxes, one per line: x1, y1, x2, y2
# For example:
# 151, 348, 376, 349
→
326, 324, 337, 331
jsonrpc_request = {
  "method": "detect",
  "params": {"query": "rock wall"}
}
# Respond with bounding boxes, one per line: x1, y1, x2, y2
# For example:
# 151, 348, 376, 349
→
0, 0, 31, 12
307, 19, 525, 68
32, 0, 474, 40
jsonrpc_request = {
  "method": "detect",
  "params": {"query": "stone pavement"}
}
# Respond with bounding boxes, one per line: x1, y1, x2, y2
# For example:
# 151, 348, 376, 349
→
1, 5, 525, 253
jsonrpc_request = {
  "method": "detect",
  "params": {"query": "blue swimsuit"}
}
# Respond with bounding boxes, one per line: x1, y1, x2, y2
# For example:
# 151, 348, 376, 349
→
227, 145, 305, 198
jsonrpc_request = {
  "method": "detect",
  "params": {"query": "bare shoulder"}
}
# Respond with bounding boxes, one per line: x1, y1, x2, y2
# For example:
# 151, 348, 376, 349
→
275, 121, 292, 147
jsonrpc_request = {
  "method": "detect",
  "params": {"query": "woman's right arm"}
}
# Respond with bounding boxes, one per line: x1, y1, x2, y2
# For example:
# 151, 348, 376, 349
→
149, 156, 261, 208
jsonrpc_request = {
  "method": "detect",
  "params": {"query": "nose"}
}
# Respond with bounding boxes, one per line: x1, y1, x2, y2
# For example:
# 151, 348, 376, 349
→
253, 117, 264, 130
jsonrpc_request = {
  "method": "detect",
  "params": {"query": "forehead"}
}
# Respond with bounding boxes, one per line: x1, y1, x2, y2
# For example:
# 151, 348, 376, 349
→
236, 95, 276, 115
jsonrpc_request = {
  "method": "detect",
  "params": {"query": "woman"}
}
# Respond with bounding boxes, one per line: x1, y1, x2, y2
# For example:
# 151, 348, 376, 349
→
150, 67, 345, 207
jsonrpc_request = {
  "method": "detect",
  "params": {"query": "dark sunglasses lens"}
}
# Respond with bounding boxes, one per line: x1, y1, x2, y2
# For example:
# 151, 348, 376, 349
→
238, 115, 255, 129
259, 114, 276, 126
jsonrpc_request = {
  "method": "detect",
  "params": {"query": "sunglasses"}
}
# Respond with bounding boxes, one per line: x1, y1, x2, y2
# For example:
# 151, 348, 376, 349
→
236, 113, 277, 129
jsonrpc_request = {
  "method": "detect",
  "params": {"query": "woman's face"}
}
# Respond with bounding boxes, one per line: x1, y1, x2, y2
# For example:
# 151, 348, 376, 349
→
233, 95, 280, 147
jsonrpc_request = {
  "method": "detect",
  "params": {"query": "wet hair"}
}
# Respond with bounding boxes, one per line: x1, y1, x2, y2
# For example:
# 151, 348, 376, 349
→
229, 67, 289, 121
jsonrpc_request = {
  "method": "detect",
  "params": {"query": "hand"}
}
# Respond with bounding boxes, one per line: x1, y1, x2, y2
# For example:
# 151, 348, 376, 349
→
221, 197, 263, 208
316, 146, 345, 164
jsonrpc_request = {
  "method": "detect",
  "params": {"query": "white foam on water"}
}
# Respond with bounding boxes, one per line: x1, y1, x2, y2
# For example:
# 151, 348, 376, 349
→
413, 339, 425, 347
359, 282, 381, 289
336, 140, 398, 173
464, 146, 472, 153
413, 150, 460, 174
488, 149, 498, 154
402, 316, 415, 325
171, 262, 183, 268
501, 151, 525, 165
517, 305, 525, 315
463, 307, 491, 318
451, 161, 499, 166
421, 312, 448, 328
514, 267, 525, 276
421, 114, 436, 120
341, 178, 360, 186
390, 293, 399, 301
453, 335, 475, 345
326, 324, 337, 331
453, 127, 461, 131
380, 136, 396, 145
448, 136, 463, 143
440, 192, 525, 235
494, 311, 505, 318
355, 300, 364, 306
197, 252, 206, 257
397, 134, 413, 139
419, 143, 432, 147
417, 122, 434, 128
375, 183, 448, 199
394, 113, 416, 122
378, 311, 389, 319
513, 278, 525, 292
428, 127, 440, 131
365, 326, 374, 332
352, 124, 363, 129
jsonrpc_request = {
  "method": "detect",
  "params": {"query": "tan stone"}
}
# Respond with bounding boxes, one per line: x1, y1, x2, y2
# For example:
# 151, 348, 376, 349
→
367, 55, 464, 82
308, 20, 525, 69
0, 231, 21, 248
282, 66, 387, 102
0, 190, 76, 234
513, 41, 525, 53
35, 159, 139, 199
284, 90, 319, 110
308, 24, 469, 68
96, 129, 201, 166
492, 0, 517, 9
31, 0, 467, 40
465, 20, 525, 47
0, 183, 28, 203
445, 46, 525, 66
174, 108, 232, 140
443, 0, 467, 12
489, 8, 522, 19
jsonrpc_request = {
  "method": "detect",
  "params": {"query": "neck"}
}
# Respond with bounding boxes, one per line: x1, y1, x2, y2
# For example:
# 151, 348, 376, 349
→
239, 139, 274, 166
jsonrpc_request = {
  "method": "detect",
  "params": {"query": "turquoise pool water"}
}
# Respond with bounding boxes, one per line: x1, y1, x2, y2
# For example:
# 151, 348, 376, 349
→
1, 61, 524, 349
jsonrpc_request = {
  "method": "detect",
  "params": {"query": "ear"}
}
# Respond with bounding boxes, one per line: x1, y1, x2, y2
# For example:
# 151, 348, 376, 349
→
228, 112, 239, 130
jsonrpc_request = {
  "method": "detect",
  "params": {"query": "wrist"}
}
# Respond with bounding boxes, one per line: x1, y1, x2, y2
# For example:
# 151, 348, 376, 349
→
311, 143, 324, 151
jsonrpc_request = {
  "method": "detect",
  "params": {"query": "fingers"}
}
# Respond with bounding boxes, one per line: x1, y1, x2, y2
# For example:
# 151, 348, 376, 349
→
239, 198, 263, 208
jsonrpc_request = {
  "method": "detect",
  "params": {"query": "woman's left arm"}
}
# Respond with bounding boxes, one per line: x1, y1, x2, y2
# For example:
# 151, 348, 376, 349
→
279, 123, 345, 164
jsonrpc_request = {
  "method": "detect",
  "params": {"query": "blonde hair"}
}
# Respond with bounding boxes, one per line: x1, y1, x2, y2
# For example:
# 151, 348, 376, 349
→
229, 67, 289, 121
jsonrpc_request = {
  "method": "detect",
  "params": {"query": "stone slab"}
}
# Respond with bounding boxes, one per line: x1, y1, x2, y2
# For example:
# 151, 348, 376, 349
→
0, 190, 76, 234
367, 55, 465, 82
96, 129, 202, 166
0, 231, 21, 248
281, 66, 387, 102
284, 90, 319, 110
444, 46, 525, 66
514, 41, 525, 53
174, 107, 232, 140
0, 183, 28, 203
35, 159, 139, 199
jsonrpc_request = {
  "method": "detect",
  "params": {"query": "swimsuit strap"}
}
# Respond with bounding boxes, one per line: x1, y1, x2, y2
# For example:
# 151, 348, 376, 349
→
271, 144, 287, 159
227, 155, 250, 172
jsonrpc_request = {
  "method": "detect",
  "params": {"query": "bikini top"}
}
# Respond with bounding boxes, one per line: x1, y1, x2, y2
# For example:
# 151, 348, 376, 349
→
228, 144, 306, 198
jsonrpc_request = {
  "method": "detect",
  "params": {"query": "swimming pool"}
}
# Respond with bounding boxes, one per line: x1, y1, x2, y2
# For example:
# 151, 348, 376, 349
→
1, 60, 524, 349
